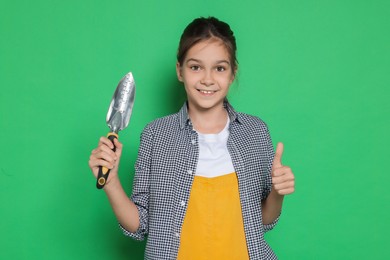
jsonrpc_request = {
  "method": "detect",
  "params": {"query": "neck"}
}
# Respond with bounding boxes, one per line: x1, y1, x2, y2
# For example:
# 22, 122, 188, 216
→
188, 103, 228, 134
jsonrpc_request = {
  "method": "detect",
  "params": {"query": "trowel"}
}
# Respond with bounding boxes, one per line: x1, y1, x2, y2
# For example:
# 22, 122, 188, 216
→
96, 72, 136, 189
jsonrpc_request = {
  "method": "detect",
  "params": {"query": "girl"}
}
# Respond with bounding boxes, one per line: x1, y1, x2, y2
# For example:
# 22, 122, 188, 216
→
89, 17, 295, 260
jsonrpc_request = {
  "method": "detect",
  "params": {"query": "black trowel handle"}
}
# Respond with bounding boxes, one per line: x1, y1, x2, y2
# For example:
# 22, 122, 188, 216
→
96, 132, 118, 189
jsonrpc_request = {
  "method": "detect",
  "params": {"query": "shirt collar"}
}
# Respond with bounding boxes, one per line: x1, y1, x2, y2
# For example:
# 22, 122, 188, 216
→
178, 99, 242, 129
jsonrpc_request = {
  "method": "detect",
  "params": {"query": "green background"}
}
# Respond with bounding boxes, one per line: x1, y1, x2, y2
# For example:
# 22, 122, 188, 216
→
1, 0, 389, 259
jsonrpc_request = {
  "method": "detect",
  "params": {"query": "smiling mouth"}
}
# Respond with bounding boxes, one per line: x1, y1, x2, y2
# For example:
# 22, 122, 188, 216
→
198, 89, 216, 94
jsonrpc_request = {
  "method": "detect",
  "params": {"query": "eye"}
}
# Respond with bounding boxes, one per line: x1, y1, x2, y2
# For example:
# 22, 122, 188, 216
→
216, 66, 226, 72
190, 65, 201, 71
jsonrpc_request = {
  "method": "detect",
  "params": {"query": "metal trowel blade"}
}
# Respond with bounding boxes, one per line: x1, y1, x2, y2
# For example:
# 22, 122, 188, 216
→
106, 72, 136, 133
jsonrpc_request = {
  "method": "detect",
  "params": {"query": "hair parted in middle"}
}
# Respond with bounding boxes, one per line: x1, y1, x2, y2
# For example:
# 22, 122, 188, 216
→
177, 17, 238, 73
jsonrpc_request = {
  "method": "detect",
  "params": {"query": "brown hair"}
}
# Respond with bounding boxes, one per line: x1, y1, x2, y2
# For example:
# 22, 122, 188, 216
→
177, 17, 238, 73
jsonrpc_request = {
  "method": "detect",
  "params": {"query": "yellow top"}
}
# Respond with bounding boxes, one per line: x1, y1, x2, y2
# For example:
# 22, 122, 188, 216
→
177, 172, 249, 260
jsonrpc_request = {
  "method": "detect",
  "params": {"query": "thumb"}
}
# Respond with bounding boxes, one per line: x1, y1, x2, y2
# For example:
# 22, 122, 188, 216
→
272, 142, 284, 168
113, 138, 123, 155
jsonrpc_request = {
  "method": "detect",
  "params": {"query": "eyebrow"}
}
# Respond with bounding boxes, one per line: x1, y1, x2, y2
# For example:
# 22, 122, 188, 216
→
186, 58, 230, 65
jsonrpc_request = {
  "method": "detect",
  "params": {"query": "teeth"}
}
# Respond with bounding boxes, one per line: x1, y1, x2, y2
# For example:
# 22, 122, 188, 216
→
200, 90, 214, 94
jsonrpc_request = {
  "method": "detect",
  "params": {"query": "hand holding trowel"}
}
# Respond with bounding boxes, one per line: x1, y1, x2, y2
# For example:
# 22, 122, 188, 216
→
96, 72, 136, 189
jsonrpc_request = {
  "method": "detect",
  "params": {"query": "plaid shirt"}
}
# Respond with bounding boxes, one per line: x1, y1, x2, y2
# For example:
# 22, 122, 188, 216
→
121, 101, 279, 259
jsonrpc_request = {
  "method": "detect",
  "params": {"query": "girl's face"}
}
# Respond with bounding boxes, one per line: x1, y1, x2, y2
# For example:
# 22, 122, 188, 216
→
176, 38, 235, 113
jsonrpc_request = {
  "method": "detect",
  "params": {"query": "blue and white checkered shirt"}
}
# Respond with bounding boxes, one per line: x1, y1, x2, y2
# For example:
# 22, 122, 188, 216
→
121, 101, 279, 259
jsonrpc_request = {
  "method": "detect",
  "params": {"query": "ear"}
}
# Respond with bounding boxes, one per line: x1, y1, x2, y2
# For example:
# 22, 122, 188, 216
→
230, 67, 237, 84
176, 62, 183, 82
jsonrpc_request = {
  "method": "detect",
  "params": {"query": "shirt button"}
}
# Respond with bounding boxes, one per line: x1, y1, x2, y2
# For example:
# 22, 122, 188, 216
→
180, 201, 186, 207
175, 232, 180, 238
187, 170, 193, 175
191, 139, 196, 145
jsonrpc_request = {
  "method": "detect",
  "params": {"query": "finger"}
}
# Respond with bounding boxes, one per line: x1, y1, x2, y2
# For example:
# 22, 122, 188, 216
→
89, 157, 114, 178
113, 138, 123, 153
272, 166, 293, 177
91, 157, 115, 169
98, 148, 117, 162
90, 146, 117, 166
278, 187, 295, 195
277, 188, 295, 195
272, 174, 295, 186
99, 136, 115, 149
272, 142, 284, 168
96, 142, 118, 157
273, 180, 295, 191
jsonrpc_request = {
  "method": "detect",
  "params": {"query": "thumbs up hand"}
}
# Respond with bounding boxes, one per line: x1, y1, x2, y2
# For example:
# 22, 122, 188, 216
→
271, 142, 295, 196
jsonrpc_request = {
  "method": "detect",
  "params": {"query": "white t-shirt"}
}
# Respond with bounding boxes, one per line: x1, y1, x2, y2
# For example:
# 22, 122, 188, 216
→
195, 118, 235, 178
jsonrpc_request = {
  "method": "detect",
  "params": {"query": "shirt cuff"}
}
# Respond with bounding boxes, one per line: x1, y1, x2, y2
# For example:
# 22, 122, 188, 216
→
119, 205, 148, 241
263, 212, 281, 232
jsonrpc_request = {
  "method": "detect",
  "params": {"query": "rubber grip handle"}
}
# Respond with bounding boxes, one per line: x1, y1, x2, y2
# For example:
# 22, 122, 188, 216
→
96, 133, 118, 189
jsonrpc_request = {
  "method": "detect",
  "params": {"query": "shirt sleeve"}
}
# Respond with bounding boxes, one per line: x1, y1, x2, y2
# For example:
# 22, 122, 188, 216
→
120, 124, 154, 240
262, 124, 281, 232
263, 214, 280, 232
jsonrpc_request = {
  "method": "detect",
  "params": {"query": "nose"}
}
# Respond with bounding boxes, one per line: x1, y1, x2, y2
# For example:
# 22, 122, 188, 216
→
200, 70, 214, 87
